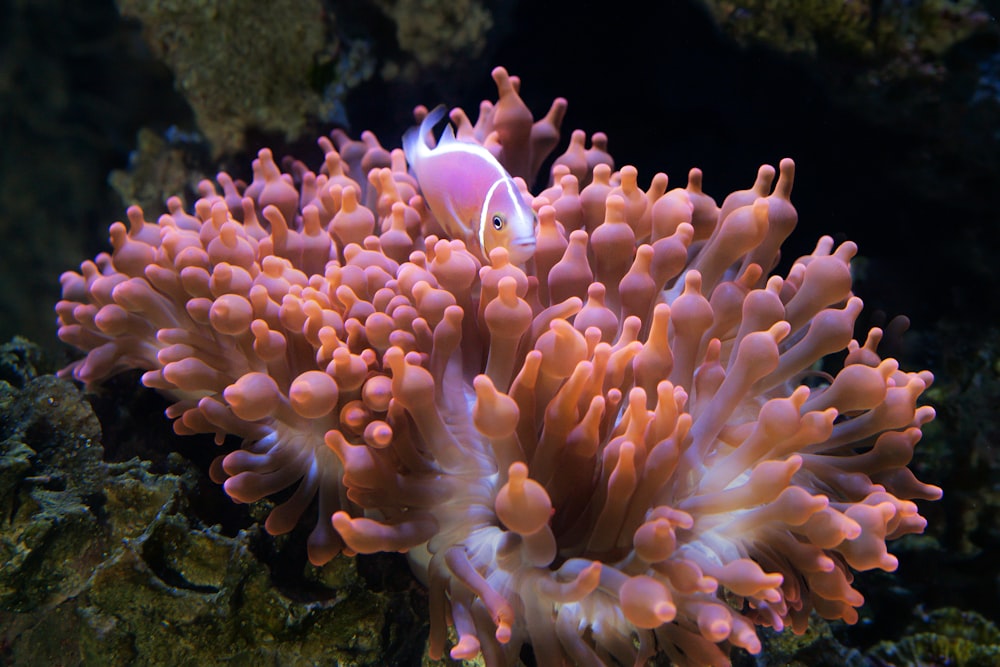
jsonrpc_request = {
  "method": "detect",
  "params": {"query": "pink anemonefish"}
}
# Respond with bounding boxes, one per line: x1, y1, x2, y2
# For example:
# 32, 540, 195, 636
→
403, 106, 537, 265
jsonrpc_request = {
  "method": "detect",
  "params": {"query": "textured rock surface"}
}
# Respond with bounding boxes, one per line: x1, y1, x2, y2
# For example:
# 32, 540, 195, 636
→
0, 339, 429, 666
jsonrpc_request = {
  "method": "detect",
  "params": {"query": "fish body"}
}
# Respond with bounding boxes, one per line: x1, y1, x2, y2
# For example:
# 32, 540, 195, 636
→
403, 106, 537, 265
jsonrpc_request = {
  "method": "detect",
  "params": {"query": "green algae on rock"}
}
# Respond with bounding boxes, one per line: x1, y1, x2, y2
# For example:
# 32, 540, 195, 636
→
115, 0, 334, 155
0, 341, 428, 665
868, 607, 1000, 667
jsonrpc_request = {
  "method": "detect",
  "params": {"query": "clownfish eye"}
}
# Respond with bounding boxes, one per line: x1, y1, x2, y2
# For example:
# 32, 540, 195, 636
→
492, 214, 504, 230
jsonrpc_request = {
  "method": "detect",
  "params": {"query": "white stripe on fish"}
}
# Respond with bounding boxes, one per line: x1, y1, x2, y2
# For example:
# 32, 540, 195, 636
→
403, 106, 537, 265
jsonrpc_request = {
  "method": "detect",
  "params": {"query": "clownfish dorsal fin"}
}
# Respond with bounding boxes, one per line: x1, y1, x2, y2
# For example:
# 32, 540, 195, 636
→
422, 104, 448, 139
403, 104, 448, 165
438, 121, 457, 146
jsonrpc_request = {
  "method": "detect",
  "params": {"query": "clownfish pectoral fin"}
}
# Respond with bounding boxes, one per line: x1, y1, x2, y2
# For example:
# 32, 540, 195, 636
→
477, 215, 489, 256
468, 218, 487, 256
441, 195, 471, 236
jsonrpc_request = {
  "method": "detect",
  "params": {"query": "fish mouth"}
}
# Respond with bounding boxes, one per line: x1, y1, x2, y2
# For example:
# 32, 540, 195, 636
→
508, 237, 537, 263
